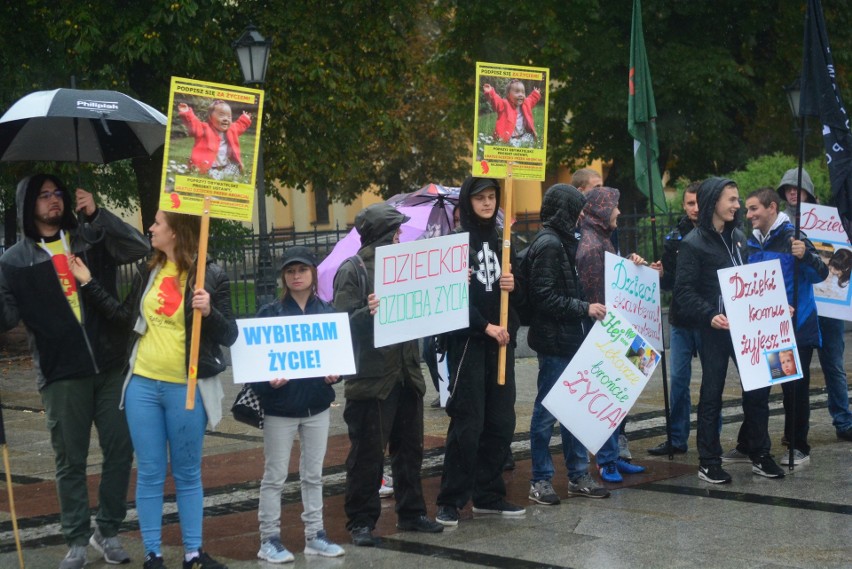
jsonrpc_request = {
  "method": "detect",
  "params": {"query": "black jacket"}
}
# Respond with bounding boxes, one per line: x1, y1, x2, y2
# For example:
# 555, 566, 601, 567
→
674, 177, 747, 328
252, 295, 336, 417
0, 176, 150, 389
526, 184, 590, 356
80, 259, 238, 379
661, 215, 697, 327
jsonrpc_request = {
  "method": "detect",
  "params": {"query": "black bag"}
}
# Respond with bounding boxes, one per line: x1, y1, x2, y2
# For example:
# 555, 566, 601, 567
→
231, 384, 264, 429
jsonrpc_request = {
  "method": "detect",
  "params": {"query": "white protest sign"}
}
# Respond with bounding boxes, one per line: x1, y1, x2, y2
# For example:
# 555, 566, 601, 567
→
374, 232, 469, 348
605, 251, 663, 352
800, 203, 852, 321
542, 309, 660, 454
231, 313, 356, 383
718, 259, 802, 390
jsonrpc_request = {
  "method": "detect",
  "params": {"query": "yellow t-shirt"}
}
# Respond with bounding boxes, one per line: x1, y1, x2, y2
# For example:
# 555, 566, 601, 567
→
133, 261, 188, 383
40, 239, 81, 323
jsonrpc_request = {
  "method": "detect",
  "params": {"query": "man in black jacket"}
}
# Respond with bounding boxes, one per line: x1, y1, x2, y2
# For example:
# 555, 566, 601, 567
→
674, 177, 784, 484
526, 184, 610, 505
0, 174, 150, 569
648, 183, 701, 456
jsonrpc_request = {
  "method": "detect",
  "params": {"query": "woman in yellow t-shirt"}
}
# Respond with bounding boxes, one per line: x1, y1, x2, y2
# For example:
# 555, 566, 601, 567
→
71, 210, 237, 569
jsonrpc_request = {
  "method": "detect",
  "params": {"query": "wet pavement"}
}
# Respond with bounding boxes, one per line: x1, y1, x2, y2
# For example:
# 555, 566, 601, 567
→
1, 333, 851, 569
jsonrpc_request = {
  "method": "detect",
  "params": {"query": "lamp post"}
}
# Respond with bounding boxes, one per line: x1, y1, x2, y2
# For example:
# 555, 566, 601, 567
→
233, 25, 274, 309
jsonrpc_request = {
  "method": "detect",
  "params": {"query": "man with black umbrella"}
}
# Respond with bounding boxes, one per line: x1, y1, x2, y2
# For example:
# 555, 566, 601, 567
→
0, 174, 150, 569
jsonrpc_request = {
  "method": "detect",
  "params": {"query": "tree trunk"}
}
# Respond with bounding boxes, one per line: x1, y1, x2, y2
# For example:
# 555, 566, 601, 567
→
132, 147, 164, 231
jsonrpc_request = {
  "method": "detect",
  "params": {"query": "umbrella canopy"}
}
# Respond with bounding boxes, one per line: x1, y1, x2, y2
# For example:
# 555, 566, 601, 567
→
0, 88, 167, 163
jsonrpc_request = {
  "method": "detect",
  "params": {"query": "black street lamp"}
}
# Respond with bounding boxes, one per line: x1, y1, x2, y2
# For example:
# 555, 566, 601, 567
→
784, 76, 802, 118
233, 25, 274, 309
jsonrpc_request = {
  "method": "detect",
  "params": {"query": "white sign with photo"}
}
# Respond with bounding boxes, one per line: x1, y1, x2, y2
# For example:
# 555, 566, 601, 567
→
604, 251, 663, 352
799, 203, 852, 321
542, 309, 659, 454
231, 313, 356, 383
717, 259, 802, 390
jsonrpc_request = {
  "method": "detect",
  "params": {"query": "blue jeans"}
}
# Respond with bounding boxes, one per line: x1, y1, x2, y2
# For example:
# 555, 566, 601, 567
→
817, 316, 852, 433
530, 355, 590, 483
596, 430, 621, 466
125, 375, 208, 555
668, 325, 702, 449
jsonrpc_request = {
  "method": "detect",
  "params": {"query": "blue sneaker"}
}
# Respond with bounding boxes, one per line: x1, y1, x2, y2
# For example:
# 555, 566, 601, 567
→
616, 458, 646, 475
257, 536, 294, 563
598, 462, 623, 483
305, 530, 344, 558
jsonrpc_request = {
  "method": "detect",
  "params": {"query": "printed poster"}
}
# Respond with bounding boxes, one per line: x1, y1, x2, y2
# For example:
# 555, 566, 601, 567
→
604, 252, 663, 352
231, 313, 356, 383
717, 259, 802, 390
800, 203, 852, 321
472, 62, 549, 181
373, 233, 469, 348
159, 76, 264, 222
542, 309, 660, 454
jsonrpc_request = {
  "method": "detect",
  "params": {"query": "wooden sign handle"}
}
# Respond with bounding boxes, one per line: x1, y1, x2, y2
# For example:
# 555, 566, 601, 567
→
497, 163, 514, 386
186, 196, 211, 410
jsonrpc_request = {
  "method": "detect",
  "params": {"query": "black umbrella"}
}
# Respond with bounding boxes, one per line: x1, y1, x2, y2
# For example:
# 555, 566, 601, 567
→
0, 88, 167, 163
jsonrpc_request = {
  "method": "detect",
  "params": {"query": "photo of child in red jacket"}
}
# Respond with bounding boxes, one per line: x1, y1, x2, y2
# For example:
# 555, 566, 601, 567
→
481, 79, 542, 147
178, 100, 252, 180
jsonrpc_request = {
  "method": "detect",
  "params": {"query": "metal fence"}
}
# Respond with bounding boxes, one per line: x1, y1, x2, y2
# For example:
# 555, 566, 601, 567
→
110, 212, 688, 318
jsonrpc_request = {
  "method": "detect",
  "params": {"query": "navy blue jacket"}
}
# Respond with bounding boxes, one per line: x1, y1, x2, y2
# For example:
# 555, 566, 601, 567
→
252, 294, 337, 417
747, 219, 828, 349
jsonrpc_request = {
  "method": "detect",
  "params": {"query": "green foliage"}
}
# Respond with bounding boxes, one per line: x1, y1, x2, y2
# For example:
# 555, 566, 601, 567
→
723, 153, 830, 203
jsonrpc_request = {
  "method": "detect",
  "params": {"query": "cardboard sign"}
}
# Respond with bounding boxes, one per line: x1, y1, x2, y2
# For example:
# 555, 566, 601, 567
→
373, 233, 469, 348
231, 313, 356, 383
605, 252, 663, 352
717, 259, 803, 390
160, 76, 264, 221
542, 309, 659, 454
472, 62, 549, 181
800, 203, 852, 321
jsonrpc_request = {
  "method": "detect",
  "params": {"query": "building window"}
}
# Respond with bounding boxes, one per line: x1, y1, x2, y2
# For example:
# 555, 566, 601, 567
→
314, 185, 329, 225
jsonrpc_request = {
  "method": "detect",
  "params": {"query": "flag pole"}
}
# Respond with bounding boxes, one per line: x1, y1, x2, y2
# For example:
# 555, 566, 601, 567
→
643, 122, 674, 458
497, 162, 514, 386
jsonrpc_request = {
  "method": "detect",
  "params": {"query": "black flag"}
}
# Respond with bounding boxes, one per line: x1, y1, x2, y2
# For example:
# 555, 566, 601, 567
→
800, 0, 852, 241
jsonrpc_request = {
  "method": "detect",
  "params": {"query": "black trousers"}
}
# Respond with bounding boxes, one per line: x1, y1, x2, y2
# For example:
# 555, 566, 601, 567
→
343, 382, 426, 531
437, 336, 516, 508
698, 328, 771, 465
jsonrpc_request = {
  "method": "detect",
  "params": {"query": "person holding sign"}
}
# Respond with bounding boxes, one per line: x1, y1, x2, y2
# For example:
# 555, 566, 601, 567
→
70, 210, 238, 569
675, 178, 784, 484
435, 177, 525, 526
724, 187, 827, 467
0, 174, 150, 569
333, 204, 443, 546
777, 168, 852, 443
251, 246, 345, 562
178, 100, 251, 179
576, 186, 649, 483
525, 184, 610, 505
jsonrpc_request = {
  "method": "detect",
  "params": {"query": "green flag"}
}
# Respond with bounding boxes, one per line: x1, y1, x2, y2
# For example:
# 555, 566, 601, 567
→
628, 0, 666, 213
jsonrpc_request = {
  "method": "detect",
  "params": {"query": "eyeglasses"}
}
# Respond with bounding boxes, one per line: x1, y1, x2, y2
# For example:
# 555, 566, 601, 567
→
37, 190, 64, 201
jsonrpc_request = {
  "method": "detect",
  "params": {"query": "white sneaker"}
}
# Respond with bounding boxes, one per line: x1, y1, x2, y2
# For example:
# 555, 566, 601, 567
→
379, 474, 394, 498
257, 537, 294, 564
305, 530, 345, 557
779, 449, 810, 466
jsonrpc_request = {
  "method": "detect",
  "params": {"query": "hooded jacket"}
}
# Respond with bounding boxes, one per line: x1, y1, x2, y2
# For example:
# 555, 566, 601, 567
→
333, 203, 425, 401
747, 212, 827, 349
674, 177, 747, 327
0, 175, 151, 389
577, 187, 620, 305
776, 168, 816, 215
453, 177, 521, 342
661, 214, 698, 327
526, 184, 590, 356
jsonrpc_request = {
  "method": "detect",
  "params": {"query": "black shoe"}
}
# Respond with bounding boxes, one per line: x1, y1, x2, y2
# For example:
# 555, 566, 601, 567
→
350, 526, 377, 547
698, 464, 732, 484
838, 428, 852, 442
430, 396, 441, 408
503, 451, 515, 471
436, 505, 459, 527
752, 455, 785, 478
647, 441, 687, 456
144, 552, 167, 569
396, 515, 444, 533
182, 549, 227, 569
